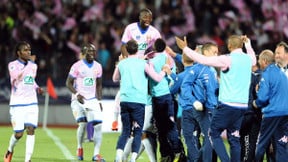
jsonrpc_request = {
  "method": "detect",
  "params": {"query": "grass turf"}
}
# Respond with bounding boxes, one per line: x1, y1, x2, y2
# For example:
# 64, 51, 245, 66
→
0, 126, 150, 162
1, 126, 267, 162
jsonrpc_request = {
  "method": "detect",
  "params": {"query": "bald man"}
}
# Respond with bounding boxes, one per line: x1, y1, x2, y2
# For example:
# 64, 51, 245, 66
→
176, 35, 256, 162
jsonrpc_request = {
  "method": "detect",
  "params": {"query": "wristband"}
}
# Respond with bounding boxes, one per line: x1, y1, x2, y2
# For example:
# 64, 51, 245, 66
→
75, 92, 79, 96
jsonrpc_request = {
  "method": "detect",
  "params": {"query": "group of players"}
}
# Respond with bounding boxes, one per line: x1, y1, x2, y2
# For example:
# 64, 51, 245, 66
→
110, 8, 288, 162
3, 7, 288, 162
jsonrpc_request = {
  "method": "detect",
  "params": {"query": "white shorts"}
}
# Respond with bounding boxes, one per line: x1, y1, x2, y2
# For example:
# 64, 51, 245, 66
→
71, 99, 103, 123
10, 104, 39, 132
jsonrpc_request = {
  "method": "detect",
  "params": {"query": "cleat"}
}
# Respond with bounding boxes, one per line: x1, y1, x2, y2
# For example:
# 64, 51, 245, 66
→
111, 121, 118, 131
92, 154, 105, 162
4, 151, 13, 162
77, 148, 83, 160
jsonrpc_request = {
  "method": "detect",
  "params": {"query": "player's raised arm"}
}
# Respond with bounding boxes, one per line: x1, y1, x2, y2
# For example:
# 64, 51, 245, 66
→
175, 36, 230, 69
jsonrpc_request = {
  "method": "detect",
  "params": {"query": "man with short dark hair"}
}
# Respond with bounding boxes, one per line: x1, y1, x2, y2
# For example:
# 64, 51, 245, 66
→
4, 41, 44, 162
275, 41, 288, 75
120, 8, 161, 58
149, 38, 185, 162
66, 43, 105, 161
112, 39, 169, 162
176, 35, 256, 162
112, 8, 163, 162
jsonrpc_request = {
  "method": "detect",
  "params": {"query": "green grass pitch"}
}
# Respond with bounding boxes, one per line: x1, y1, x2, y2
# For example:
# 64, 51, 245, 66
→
0, 126, 150, 162
1, 126, 268, 162
0, 126, 149, 162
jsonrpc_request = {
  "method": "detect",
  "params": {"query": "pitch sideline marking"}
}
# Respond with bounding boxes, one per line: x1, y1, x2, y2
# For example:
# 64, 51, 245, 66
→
44, 128, 77, 162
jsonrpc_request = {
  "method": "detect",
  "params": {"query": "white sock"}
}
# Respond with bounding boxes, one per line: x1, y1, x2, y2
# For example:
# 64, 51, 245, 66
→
142, 138, 156, 162
93, 124, 102, 156
25, 135, 35, 162
123, 137, 133, 161
130, 152, 138, 162
114, 112, 119, 122
114, 91, 120, 121
8, 134, 19, 152
116, 149, 123, 161
77, 122, 87, 148
136, 143, 145, 159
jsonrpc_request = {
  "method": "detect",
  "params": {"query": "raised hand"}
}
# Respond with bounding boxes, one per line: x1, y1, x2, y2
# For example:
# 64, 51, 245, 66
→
241, 35, 252, 47
175, 36, 188, 50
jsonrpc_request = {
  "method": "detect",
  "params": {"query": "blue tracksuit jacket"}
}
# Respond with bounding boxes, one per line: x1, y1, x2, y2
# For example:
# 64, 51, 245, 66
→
179, 63, 218, 110
255, 64, 288, 117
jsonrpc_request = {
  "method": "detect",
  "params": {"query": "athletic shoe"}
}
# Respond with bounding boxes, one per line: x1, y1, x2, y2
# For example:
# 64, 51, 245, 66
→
4, 150, 13, 162
111, 121, 118, 131
92, 154, 105, 162
77, 148, 83, 160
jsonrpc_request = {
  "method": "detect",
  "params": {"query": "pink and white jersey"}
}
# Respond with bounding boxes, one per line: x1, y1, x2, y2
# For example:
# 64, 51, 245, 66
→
68, 60, 102, 100
8, 60, 39, 106
121, 22, 161, 56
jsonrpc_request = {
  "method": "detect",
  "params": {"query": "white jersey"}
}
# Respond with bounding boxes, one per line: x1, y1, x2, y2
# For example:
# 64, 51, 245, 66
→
68, 59, 102, 100
121, 22, 161, 56
8, 60, 39, 106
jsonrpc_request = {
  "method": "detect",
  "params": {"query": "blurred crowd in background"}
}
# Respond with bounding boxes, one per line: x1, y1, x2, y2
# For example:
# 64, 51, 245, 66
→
0, 0, 287, 86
